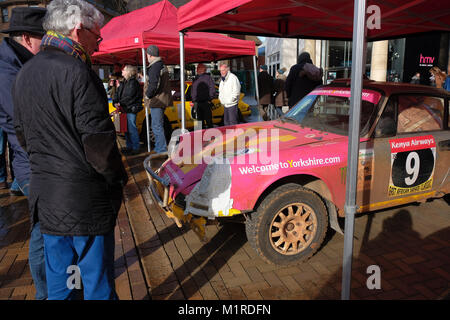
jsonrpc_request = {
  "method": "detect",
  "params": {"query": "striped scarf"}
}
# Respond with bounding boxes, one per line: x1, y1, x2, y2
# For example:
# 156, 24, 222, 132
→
41, 30, 91, 66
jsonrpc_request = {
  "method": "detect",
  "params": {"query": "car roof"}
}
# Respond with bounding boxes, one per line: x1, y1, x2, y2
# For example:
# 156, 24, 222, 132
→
329, 79, 450, 97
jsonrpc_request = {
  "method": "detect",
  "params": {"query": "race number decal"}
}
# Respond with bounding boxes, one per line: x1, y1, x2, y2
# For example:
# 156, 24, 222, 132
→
388, 135, 436, 197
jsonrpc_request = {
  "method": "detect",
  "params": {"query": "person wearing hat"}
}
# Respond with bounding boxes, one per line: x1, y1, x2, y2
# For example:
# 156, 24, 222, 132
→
273, 68, 288, 116
145, 44, 172, 153
257, 64, 274, 121
0, 6, 48, 300
285, 51, 323, 108
12, 0, 127, 300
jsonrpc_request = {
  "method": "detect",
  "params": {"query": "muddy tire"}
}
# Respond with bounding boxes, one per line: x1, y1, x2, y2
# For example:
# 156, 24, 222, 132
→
245, 183, 328, 265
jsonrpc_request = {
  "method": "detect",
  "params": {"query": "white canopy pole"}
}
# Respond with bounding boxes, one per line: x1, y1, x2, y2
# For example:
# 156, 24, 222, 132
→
180, 31, 186, 131
142, 48, 151, 152
341, 0, 367, 300
253, 55, 260, 106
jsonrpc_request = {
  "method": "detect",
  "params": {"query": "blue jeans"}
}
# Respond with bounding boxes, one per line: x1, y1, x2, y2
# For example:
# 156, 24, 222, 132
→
151, 108, 167, 153
29, 222, 48, 300
43, 232, 117, 300
126, 113, 140, 151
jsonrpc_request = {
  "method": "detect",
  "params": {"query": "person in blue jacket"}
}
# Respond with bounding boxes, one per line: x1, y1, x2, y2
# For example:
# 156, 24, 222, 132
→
0, 6, 48, 300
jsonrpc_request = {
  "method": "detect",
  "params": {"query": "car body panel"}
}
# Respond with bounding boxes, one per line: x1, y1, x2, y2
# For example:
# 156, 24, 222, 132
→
146, 80, 450, 240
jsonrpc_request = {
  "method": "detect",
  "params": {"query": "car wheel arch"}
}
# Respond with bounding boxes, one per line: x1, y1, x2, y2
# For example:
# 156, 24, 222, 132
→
251, 174, 342, 234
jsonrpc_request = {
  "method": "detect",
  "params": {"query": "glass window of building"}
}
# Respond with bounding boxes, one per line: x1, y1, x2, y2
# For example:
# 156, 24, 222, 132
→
268, 51, 280, 77
2, 8, 8, 23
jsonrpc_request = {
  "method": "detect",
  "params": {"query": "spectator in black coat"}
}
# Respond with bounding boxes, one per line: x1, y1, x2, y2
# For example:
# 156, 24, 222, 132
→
286, 52, 323, 108
191, 63, 216, 128
258, 64, 274, 120
114, 65, 143, 154
12, 0, 127, 300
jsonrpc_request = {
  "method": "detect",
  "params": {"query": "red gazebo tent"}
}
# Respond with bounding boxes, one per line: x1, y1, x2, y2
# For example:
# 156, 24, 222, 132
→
178, 0, 450, 41
92, 0, 255, 65
92, 0, 255, 150
176, 0, 450, 299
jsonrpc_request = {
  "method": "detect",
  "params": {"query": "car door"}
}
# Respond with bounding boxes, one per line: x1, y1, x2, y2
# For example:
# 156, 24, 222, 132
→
364, 93, 448, 211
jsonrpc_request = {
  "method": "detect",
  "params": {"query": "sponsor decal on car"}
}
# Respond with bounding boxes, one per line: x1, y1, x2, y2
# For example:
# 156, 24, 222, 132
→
388, 135, 436, 197
309, 88, 382, 104
238, 156, 341, 175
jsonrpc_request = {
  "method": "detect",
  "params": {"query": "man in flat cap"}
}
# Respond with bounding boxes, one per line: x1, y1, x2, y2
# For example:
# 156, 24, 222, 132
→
145, 44, 172, 153
0, 6, 47, 300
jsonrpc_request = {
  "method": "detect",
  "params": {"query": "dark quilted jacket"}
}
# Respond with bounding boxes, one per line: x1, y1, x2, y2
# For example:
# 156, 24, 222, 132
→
13, 46, 128, 236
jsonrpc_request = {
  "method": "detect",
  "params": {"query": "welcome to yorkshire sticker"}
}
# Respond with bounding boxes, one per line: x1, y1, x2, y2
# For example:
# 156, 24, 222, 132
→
388, 135, 436, 197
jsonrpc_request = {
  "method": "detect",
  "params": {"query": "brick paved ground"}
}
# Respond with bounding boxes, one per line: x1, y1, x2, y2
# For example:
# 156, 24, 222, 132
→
1, 142, 449, 300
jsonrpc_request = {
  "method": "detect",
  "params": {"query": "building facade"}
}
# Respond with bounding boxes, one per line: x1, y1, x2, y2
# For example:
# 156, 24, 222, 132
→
262, 33, 450, 86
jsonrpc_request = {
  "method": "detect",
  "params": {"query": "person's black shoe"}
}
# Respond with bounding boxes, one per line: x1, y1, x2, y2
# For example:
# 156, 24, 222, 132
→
10, 189, 24, 196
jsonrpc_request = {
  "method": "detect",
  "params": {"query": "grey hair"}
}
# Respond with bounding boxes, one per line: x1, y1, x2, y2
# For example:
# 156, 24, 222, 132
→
123, 65, 137, 79
219, 62, 229, 69
43, 0, 104, 35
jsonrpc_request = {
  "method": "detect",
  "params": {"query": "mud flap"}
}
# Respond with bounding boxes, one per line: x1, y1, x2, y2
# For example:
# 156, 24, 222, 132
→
326, 200, 344, 235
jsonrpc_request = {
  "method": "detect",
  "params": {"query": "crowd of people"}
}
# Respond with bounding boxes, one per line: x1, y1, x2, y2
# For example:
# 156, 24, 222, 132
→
257, 51, 323, 120
410, 66, 450, 90
1, 0, 449, 302
0, 0, 332, 300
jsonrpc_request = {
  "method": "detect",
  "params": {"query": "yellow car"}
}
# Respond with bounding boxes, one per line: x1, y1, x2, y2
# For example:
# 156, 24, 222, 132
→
109, 81, 251, 144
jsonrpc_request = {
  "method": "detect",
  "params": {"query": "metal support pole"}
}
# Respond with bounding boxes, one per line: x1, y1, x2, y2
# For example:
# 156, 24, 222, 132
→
253, 55, 260, 105
179, 31, 186, 131
321, 40, 326, 83
142, 48, 151, 152
341, 0, 367, 300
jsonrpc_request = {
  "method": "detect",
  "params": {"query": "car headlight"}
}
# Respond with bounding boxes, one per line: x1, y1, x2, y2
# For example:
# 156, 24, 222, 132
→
185, 157, 233, 219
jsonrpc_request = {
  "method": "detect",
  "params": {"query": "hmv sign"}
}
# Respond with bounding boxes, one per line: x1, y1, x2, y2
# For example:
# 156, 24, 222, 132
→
419, 54, 436, 67
403, 33, 442, 85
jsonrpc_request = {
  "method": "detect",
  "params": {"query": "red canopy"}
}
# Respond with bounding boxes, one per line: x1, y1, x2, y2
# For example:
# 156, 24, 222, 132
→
92, 0, 255, 65
178, 0, 450, 40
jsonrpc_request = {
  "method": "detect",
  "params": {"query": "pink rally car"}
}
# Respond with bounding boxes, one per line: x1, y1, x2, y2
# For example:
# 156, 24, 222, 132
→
145, 79, 450, 265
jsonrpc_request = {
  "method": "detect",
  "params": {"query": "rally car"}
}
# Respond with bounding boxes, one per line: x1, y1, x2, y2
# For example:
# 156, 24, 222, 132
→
109, 81, 251, 144
144, 79, 449, 265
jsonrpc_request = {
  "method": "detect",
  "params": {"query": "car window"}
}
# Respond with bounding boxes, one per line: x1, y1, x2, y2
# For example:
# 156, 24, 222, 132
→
285, 93, 377, 136
374, 98, 396, 138
397, 95, 444, 133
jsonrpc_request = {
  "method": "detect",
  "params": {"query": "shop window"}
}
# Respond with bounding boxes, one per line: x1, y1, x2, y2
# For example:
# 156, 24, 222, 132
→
268, 51, 280, 78
397, 95, 444, 133
2, 8, 8, 23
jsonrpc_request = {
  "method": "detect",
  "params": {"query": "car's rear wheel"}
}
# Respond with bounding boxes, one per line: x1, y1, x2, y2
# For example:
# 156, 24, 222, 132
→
245, 183, 328, 265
